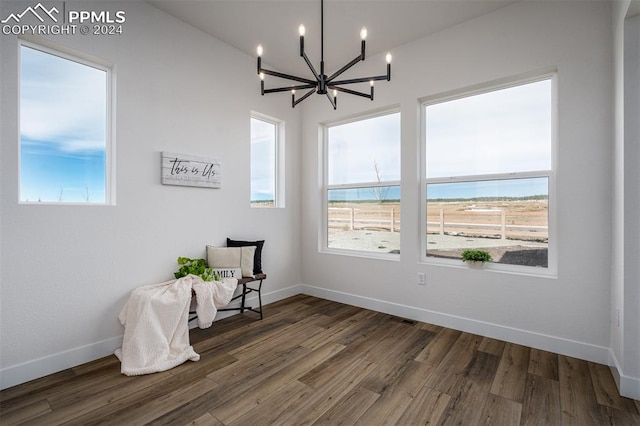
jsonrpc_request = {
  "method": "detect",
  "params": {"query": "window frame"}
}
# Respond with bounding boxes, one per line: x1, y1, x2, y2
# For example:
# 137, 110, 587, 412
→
420, 73, 557, 277
18, 38, 115, 205
250, 112, 285, 208
321, 108, 401, 259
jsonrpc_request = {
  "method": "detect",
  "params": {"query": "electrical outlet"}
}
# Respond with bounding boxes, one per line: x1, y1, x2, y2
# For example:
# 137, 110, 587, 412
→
417, 272, 426, 286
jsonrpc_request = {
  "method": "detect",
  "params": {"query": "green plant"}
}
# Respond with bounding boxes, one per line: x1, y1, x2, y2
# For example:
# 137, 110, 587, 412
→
174, 257, 215, 282
460, 249, 493, 263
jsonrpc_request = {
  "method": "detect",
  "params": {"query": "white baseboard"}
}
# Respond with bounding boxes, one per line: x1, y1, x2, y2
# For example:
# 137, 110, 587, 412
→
0, 283, 303, 391
301, 284, 612, 366
0, 335, 123, 391
609, 349, 640, 400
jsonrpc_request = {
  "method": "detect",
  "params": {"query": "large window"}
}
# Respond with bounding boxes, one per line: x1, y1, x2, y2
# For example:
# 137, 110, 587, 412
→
423, 76, 554, 272
19, 42, 112, 204
325, 111, 401, 255
251, 114, 283, 207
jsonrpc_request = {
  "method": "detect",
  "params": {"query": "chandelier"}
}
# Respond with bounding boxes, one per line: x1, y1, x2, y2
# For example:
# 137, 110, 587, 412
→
256, 0, 392, 110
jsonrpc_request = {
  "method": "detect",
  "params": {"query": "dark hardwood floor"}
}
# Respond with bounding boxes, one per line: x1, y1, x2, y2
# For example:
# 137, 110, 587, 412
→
1, 295, 639, 425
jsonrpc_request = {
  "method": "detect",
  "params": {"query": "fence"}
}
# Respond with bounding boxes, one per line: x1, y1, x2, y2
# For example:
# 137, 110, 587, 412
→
426, 209, 547, 240
328, 207, 400, 232
328, 206, 548, 241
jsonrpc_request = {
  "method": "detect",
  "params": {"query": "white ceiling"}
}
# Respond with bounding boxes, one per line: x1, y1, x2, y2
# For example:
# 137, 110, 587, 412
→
148, 0, 519, 77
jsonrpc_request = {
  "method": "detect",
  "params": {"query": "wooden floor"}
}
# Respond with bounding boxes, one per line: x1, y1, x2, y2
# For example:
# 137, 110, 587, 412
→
1, 295, 639, 425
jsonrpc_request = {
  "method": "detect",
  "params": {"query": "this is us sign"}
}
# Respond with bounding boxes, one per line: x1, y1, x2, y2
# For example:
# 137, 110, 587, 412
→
161, 152, 221, 188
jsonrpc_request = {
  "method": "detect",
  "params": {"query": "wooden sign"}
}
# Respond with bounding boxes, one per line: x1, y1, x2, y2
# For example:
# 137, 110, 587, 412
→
161, 152, 221, 188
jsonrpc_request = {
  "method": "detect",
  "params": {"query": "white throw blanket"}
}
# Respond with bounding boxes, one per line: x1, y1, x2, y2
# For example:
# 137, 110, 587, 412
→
115, 274, 237, 376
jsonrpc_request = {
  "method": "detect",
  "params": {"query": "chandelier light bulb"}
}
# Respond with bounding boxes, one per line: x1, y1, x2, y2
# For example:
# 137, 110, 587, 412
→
360, 27, 367, 40
257, 44, 263, 57
291, 89, 296, 94
333, 89, 338, 97
370, 80, 374, 86
299, 24, 306, 36
259, 72, 265, 81
386, 52, 392, 63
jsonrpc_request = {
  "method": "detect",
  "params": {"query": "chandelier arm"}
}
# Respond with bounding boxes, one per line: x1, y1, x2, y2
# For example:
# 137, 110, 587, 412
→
293, 88, 316, 107
264, 84, 316, 95
301, 51, 321, 82
330, 73, 389, 86
326, 54, 364, 83
330, 85, 373, 100
260, 67, 317, 85
325, 91, 337, 110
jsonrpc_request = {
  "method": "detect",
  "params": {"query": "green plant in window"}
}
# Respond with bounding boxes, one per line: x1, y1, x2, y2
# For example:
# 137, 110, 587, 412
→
174, 257, 214, 282
460, 250, 493, 263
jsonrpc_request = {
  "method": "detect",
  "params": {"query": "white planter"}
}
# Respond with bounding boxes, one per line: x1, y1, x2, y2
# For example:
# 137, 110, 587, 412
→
465, 261, 486, 270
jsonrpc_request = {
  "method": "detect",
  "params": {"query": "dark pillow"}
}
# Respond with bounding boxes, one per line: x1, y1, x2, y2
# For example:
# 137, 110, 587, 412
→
227, 238, 264, 274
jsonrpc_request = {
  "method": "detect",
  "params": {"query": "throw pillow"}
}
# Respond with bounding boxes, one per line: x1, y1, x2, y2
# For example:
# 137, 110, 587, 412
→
226, 238, 264, 275
206, 246, 256, 278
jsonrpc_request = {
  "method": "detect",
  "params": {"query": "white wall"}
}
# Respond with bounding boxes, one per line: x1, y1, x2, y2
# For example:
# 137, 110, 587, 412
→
301, 0, 619, 372
611, 0, 628, 395
622, 12, 640, 391
622, 7, 640, 397
0, 1, 302, 389
611, 0, 640, 400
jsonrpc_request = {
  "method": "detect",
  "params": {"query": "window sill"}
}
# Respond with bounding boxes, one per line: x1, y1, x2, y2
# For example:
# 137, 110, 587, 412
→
422, 256, 557, 279
321, 247, 400, 262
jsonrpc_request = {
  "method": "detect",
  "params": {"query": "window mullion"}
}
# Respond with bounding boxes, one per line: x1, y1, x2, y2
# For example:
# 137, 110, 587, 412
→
426, 170, 551, 184
326, 180, 401, 191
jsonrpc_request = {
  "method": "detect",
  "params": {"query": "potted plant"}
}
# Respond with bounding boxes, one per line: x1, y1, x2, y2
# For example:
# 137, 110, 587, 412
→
460, 250, 493, 269
174, 257, 220, 281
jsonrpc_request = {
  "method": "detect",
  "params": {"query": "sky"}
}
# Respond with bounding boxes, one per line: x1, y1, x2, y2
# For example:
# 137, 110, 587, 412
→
250, 117, 277, 202
19, 44, 548, 204
326, 79, 551, 201
327, 112, 401, 185
425, 79, 552, 178
20, 45, 107, 203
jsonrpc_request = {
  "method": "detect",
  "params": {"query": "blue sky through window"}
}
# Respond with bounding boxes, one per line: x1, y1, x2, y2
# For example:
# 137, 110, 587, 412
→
20, 45, 107, 203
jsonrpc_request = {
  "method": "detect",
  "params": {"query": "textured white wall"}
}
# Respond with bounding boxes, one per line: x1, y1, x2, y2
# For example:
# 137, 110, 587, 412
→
611, 1, 640, 399
623, 12, 640, 385
301, 1, 615, 361
611, 0, 629, 390
0, 1, 302, 388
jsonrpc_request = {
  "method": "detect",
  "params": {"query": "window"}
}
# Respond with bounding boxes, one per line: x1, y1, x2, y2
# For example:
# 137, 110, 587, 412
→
423, 76, 554, 272
251, 114, 283, 207
19, 41, 112, 204
324, 111, 401, 255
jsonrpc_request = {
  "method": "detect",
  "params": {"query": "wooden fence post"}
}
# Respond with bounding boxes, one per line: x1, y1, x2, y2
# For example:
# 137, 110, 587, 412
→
501, 210, 506, 240
439, 209, 445, 235
350, 208, 355, 231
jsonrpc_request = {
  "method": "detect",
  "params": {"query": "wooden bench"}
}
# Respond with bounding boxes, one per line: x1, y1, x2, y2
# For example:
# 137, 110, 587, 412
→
189, 274, 266, 323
